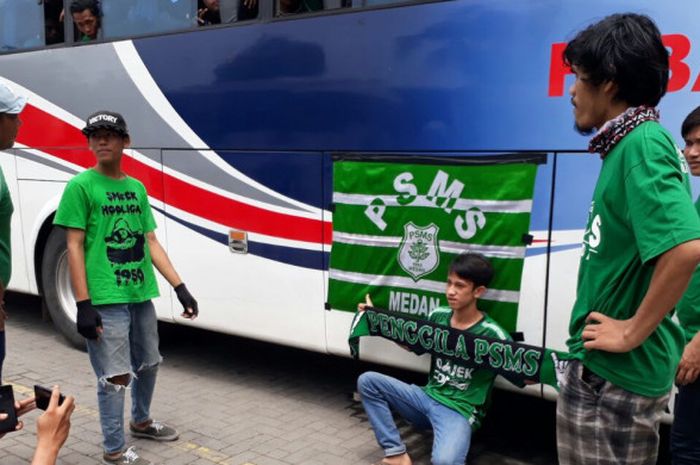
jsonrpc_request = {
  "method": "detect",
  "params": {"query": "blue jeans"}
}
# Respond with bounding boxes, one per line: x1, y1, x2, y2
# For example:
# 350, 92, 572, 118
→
87, 301, 162, 454
671, 378, 700, 465
357, 371, 472, 465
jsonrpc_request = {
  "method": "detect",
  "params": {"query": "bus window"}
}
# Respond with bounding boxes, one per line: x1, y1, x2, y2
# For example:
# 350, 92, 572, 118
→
101, 0, 197, 39
44, 0, 64, 45
197, 0, 258, 26
350, 0, 425, 8
274, 0, 422, 17
0, 0, 44, 52
276, 0, 343, 17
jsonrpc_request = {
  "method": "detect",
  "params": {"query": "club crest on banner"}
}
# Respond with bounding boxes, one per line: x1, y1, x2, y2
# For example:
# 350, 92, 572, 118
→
398, 222, 440, 281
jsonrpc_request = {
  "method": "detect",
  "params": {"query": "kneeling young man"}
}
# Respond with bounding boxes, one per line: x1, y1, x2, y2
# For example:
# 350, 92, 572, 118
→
357, 253, 509, 465
54, 111, 199, 465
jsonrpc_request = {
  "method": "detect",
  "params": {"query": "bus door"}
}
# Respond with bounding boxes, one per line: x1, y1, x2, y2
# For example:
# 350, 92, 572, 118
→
160, 149, 327, 351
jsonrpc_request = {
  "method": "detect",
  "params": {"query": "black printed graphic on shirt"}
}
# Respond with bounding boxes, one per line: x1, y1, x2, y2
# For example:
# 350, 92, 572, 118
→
101, 191, 147, 287
104, 217, 145, 265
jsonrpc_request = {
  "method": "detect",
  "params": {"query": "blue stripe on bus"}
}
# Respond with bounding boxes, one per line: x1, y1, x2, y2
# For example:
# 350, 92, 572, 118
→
153, 207, 328, 270
154, 203, 581, 265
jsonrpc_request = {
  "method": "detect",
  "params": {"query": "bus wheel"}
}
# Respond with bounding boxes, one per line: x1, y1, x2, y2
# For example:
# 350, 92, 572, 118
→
41, 227, 85, 350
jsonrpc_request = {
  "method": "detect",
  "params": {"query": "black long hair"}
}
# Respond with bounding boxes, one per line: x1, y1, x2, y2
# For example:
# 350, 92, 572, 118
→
564, 13, 669, 107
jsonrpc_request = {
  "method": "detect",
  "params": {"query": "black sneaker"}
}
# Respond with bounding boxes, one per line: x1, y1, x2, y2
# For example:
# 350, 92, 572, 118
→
129, 420, 179, 441
102, 446, 152, 465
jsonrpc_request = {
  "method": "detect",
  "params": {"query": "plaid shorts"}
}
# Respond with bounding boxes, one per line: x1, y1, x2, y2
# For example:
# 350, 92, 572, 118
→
556, 360, 669, 465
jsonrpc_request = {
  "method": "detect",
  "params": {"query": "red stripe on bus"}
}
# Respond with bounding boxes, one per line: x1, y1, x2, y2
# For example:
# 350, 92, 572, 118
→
17, 104, 332, 245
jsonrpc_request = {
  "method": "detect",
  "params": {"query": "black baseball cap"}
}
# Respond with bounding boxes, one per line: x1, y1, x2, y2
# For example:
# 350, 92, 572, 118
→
82, 111, 129, 137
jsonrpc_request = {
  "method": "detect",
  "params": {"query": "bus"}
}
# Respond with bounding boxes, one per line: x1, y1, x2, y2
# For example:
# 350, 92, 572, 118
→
1, 0, 698, 411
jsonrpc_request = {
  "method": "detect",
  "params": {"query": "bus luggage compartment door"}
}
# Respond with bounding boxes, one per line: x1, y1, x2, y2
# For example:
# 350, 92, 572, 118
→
161, 149, 327, 352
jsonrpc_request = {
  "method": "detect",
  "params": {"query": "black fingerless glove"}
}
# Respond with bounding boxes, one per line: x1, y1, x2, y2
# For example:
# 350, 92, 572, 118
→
76, 299, 102, 340
174, 283, 198, 317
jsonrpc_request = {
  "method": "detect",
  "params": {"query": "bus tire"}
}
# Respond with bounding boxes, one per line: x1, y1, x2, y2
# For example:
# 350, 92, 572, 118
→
41, 227, 85, 350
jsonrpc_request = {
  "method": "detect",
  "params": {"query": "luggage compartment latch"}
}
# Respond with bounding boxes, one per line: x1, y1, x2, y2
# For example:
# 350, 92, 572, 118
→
228, 230, 248, 254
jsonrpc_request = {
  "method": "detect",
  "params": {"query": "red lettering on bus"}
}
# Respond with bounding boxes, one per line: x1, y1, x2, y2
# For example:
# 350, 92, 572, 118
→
548, 43, 570, 97
664, 34, 691, 92
693, 74, 700, 92
548, 33, 698, 96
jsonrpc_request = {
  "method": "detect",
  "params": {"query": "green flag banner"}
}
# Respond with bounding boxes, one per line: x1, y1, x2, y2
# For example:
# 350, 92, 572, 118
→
349, 307, 573, 389
328, 156, 543, 332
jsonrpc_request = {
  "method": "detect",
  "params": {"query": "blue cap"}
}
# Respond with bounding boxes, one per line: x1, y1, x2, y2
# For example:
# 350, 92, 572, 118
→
0, 82, 27, 114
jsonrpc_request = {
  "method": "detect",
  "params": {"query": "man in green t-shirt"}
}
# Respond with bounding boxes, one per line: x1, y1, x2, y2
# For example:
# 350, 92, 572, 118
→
671, 106, 700, 464
556, 14, 700, 465
69, 0, 101, 42
357, 253, 510, 465
54, 111, 199, 465
0, 82, 25, 384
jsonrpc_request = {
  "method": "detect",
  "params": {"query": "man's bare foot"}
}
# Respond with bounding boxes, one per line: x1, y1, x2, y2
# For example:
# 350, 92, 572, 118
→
376, 452, 412, 465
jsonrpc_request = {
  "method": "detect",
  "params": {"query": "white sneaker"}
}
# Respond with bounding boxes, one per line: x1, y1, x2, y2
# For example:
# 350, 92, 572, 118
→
102, 446, 152, 465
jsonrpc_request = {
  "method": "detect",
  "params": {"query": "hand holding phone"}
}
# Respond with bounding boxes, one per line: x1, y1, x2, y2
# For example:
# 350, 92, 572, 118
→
0, 385, 17, 434
34, 385, 65, 411
33, 385, 75, 465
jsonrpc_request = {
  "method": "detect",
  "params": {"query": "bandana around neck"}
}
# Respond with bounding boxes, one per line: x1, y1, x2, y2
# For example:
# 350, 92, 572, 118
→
588, 106, 660, 158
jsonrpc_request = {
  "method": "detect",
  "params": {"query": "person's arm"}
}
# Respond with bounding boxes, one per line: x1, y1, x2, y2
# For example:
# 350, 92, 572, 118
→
146, 232, 198, 319
357, 294, 417, 353
65, 228, 102, 339
31, 386, 74, 465
677, 331, 700, 385
65, 228, 88, 301
146, 231, 181, 288
583, 239, 700, 352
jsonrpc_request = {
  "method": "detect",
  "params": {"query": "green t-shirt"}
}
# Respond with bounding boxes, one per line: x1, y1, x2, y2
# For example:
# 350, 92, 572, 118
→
54, 169, 159, 305
422, 307, 509, 429
0, 166, 13, 287
676, 197, 700, 344
567, 121, 700, 397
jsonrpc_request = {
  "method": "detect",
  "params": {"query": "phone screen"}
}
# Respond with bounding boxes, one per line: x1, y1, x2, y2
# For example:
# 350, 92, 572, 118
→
0, 384, 17, 433
34, 385, 65, 411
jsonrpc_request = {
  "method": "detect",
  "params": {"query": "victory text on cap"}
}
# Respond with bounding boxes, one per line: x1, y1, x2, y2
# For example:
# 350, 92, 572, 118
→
88, 114, 119, 125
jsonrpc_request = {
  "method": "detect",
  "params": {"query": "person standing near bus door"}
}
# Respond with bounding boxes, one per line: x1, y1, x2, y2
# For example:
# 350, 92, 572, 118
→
555, 14, 700, 465
0, 83, 25, 384
54, 111, 199, 465
672, 106, 700, 465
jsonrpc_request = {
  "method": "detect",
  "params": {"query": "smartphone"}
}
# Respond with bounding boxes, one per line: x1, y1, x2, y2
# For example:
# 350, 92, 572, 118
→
34, 385, 65, 411
0, 384, 17, 433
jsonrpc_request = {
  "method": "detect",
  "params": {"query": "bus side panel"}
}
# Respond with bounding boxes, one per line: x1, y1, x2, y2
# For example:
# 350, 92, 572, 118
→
12, 148, 78, 295
3, 149, 31, 293
516, 155, 554, 349
542, 153, 600, 398
161, 150, 327, 351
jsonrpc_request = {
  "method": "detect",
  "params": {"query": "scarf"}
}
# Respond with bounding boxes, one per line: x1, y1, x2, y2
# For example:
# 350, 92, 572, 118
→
348, 307, 573, 390
588, 106, 659, 158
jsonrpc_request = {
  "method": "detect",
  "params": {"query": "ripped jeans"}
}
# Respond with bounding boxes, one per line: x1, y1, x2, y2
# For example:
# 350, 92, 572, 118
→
87, 300, 162, 454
